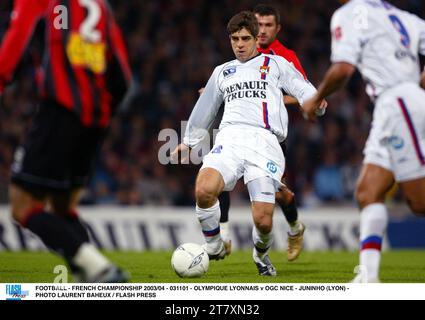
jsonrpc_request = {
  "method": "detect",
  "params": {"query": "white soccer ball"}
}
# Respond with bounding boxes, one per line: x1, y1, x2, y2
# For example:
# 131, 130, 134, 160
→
171, 243, 209, 278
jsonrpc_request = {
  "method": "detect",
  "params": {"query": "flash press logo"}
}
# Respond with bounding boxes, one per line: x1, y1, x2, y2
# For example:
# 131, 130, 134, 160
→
5, 285, 29, 300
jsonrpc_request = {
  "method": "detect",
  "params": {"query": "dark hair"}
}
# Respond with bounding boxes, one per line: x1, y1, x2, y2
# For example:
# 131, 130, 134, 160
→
253, 4, 281, 25
227, 11, 259, 37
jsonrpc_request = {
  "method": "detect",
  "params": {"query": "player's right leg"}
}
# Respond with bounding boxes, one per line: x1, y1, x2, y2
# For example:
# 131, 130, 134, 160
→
353, 163, 395, 283
195, 168, 226, 260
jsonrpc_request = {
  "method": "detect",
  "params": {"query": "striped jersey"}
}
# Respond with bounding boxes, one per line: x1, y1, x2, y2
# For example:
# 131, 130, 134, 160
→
331, 0, 425, 98
183, 53, 316, 147
0, 0, 131, 128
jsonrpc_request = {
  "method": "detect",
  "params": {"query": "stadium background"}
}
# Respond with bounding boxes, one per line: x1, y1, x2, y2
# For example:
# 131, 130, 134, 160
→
0, 0, 424, 258
1, 0, 425, 206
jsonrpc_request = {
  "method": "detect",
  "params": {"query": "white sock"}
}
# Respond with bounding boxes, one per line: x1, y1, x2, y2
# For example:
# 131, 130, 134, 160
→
220, 222, 231, 243
252, 226, 273, 259
288, 221, 301, 236
196, 201, 221, 251
359, 203, 388, 280
73, 243, 111, 280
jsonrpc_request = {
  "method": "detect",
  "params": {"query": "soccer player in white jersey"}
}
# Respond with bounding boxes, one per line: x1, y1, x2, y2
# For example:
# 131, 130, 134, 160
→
303, 0, 425, 282
172, 11, 320, 276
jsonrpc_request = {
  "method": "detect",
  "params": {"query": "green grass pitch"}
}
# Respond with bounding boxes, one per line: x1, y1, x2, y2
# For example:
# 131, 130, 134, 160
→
0, 250, 424, 283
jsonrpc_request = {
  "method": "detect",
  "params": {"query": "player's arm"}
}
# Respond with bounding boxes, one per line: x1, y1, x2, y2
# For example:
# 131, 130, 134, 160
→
278, 58, 326, 116
106, 13, 133, 110
302, 62, 355, 120
303, 8, 360, 121
0, 0, 47, 90
172, 67, 223, 161
418, 17, 425, 89
280, 49, 324, 109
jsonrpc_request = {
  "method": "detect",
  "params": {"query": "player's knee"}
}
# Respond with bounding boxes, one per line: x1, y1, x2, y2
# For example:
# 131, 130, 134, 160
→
253, 213, 272, 234
276, 187, 295, 207
255, 220, 272, 234
195, 185, 218, 208
355, 186, 381, 209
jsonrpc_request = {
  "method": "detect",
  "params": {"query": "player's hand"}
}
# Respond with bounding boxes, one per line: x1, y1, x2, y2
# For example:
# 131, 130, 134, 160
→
315, 99, 328, 117
171, 143, 191, 163
302, 96, 326, 121
198, 87, 205, 95
421, 74, 425, 90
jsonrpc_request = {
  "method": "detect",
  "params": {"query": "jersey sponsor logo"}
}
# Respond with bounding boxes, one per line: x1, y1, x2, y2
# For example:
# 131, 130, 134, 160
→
381, 136, 404, 150
395, 49, 416, 62
267, 161, 278, 174
66, 33, 106, 74
223, 66, 237, 78
333, 26, 342, 41
224, 81, 268, 102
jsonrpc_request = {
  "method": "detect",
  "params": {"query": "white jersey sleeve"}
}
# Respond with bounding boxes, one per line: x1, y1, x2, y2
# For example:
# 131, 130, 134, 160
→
276, 57, 316, 106
183, 66, 224, 148
330, 8, 362, 66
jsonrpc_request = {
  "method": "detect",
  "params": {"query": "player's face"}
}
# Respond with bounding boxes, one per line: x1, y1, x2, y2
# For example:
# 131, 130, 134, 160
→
230, 28, 258, 62
256, 14, 281, 48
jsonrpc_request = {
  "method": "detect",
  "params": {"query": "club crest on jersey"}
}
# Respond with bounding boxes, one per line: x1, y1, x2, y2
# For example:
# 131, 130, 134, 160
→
223, 67, 236, 78
259, 66, 270, 75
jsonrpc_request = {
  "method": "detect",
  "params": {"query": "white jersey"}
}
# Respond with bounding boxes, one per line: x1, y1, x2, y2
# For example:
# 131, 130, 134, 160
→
331, 0, 425, 99
183, 53, 316, 147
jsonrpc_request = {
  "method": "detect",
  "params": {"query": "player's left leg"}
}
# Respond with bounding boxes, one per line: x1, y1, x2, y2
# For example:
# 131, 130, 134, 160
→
247, 177, 277, 276
399, 178, 425, 216
218, 191, 232, 255
275, 183, 305, 261
50, 190, 128, 283
353, 163, 395, 283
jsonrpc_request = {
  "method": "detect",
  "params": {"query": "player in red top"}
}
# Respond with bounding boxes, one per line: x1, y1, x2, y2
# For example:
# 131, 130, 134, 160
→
0, 0, 131, 282
219, 4, 320, 262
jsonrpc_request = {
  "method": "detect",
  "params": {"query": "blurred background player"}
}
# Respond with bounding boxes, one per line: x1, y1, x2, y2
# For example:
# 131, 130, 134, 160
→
0, 0, 131, 282
303, 0, 425, 282
173, 11, 320, 276
219, 4, 322, 262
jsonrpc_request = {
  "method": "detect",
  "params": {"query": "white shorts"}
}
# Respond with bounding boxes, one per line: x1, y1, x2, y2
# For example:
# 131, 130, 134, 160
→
201, 125, 285, 192
364, 83, 425, 182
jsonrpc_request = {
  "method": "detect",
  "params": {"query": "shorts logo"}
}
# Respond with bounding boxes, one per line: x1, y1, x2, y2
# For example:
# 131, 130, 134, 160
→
382, 136, 404, 150
223, 67, 236, 78
267, 161, 277, 174
212, 145, 223, 154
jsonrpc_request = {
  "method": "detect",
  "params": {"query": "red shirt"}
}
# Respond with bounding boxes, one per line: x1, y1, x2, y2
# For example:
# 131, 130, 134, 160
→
0, 0, 131, 128
257, 39, 307, 79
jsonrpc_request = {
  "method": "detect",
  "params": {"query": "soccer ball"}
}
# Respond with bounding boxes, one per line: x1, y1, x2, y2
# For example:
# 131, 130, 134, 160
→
171, 243, 209, 278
